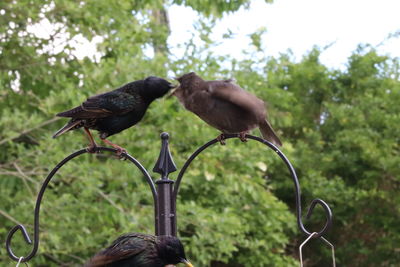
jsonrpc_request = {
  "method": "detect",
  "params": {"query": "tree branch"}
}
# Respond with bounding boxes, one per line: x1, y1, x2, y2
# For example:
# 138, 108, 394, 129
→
0, 209, 24, 225
0, 117, 61, 146
13, 162, 35, 197
96, 189, 125, 214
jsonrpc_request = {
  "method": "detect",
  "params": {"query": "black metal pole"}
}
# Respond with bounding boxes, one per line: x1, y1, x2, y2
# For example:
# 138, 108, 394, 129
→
153, 132, 177, 236
155, 179, 174, 235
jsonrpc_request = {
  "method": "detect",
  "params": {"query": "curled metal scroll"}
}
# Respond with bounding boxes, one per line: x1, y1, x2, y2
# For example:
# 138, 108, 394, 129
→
5, 147, 155, 263
172, 134, 333, 238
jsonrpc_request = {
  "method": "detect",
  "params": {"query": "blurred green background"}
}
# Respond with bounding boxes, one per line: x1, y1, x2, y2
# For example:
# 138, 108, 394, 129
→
1, 0, 399, 266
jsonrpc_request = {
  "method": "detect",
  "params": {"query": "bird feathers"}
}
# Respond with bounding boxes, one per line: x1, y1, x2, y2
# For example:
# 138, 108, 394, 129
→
85, 233, 191, 267
52, 119, 82, 138
53, 77, 172, 141
259, 119, 282, 147
207, 80, 266, 119
82, 91, 140, 115
57, 91, 140, 119
86, 233, 153, 267
174, 72, 282, 146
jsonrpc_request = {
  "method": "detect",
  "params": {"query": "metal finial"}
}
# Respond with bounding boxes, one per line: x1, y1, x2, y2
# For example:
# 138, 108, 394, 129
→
153, 132, 177, 178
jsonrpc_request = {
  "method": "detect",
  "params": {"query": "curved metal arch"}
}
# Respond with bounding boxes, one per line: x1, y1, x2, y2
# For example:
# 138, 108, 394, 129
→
172, 134, 332, 238
5, 147, 156, 263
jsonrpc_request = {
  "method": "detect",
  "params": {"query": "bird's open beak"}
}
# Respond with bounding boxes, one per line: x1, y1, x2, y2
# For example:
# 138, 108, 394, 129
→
181, 259, 194, 267
167, 86, 179, 98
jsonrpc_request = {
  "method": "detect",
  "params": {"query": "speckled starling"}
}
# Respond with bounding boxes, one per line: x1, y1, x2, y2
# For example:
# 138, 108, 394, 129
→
172, 72, 282, 146
53, 77, 174, 153
85, 233, 193, 267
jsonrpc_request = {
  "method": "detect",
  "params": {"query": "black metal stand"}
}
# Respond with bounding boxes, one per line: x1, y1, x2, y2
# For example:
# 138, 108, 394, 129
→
153, 132, 177, 236
5, 132, 334, 265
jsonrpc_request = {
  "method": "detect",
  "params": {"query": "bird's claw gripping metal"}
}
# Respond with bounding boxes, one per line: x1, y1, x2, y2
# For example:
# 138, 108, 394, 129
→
86, 145, 99, 153
238, 132, 248, 142
115, 148, 128, 160
216, 133, 226, 145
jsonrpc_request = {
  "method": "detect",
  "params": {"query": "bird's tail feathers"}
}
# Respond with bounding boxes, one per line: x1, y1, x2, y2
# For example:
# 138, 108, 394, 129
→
56, 106, 82, 117
259, 119, 282, 147
85, 254, 127, 267
84, 255, 108, 267
52, 120, 82, 138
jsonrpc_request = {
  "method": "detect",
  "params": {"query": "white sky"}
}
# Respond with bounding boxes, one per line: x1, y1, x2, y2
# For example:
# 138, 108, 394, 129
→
24, 0, 400, 69
168, 0, 400, 69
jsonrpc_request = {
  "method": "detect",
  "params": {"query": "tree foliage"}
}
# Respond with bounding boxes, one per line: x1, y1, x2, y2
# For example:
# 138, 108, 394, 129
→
1, 0, 399, 266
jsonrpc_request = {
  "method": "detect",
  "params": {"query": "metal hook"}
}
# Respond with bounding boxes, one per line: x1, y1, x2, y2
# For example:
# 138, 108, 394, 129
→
299, 232, 317, 266
172, 134, 333, 238
305, 199, 332, 237
299, 232, 336, 267
6, 225, 32, 262
6, 147, 155, 263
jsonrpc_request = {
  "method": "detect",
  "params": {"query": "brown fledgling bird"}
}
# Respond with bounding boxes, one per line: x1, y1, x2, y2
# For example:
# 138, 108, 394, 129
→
172, 72, 282, 146
86, 233, 193, 267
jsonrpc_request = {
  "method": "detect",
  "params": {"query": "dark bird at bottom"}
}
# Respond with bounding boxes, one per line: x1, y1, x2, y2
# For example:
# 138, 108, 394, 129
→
172, 72, 282, 146
53, 77, 174, 153
85, 233, 193, 267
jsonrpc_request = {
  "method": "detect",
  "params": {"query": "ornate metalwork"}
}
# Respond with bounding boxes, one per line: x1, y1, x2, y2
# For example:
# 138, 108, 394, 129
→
153, 132, 177, 178
5, 147, 155, 263
5, 132, 334, 265
153, 132, 177, 236
172, 133, 333, 238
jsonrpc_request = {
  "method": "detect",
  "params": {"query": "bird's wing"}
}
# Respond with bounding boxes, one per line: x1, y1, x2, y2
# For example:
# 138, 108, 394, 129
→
207, 80, 265, 115
57, 91, 139, 119
88, 233, 155, 266
82, 91, 139, 114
